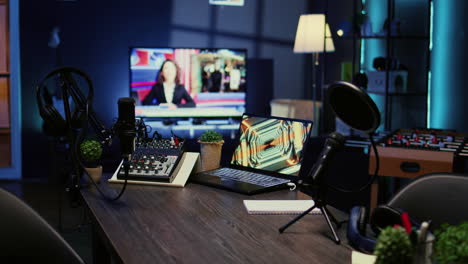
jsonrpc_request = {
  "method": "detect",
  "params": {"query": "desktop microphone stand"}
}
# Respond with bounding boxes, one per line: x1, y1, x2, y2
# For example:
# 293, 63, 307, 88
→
55, 69, 106, 202
59, 73, 83, 205
278, 184, 342, 244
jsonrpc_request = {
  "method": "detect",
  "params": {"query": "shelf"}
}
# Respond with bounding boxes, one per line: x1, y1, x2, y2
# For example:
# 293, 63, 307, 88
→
328, 35, 429, 40
0, 72, 10, 77
324, 0, 431, 132
0, 128, 10, 134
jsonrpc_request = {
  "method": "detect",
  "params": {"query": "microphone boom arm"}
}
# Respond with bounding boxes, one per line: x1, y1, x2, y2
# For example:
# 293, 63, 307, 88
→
61, 72, 112, 144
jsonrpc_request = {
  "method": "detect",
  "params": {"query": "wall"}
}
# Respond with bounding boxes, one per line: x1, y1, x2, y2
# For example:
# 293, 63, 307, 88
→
430, 0, 468, 132
20, 0, 309, 178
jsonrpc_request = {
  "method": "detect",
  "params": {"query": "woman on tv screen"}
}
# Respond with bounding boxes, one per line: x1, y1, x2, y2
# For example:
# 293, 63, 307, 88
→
142, 59, 196, 108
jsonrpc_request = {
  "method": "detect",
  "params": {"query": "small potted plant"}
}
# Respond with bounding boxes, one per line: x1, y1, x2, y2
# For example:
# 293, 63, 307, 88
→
198, 130, 224, 172
374, 226, 413, 264
80, 138, 103, 183
433, 222, 468, 264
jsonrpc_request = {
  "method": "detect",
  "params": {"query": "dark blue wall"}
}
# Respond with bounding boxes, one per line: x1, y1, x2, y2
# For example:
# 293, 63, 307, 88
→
20, 0, 308, 178
21, 0, 172, 178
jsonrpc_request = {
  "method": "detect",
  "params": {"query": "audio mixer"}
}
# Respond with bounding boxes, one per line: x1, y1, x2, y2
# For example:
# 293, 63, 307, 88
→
117, 137, 184, 182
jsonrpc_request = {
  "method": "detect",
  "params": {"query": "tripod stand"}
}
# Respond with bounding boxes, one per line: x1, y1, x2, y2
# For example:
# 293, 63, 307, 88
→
278, 185, 342, 244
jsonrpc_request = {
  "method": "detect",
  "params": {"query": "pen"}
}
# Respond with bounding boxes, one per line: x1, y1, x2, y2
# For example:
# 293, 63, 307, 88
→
418, 221, 429, 244
401, 212, 412, 234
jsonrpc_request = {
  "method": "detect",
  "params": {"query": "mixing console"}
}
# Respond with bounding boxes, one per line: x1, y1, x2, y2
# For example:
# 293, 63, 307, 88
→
117, 137, 184, 182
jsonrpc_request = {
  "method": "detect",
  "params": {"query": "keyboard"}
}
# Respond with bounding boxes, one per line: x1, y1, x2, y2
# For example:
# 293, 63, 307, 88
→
210, 167, 290, 187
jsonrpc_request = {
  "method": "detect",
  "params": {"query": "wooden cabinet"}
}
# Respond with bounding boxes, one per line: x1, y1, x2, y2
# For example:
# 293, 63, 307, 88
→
0, 0, 11, 166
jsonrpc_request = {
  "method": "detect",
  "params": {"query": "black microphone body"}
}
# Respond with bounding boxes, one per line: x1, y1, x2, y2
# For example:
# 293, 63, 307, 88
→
117, 98, 136, 159
305, 132, 345, 185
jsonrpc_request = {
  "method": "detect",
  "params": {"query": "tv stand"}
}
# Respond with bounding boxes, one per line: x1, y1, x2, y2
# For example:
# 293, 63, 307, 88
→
192, 118, 204, 125
163, 119, 176, 126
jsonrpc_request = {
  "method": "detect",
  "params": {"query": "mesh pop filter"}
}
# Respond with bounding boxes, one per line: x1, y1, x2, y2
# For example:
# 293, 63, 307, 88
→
328, 81, 380, 134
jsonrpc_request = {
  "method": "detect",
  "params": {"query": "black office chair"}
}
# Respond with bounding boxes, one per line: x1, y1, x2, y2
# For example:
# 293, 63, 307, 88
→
388, 172, 468, 230
0, 188, 85, 263
348, 173, 468, 252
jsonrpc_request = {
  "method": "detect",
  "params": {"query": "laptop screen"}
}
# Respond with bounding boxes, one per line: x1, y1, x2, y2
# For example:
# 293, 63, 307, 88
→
231, 114, 313, 176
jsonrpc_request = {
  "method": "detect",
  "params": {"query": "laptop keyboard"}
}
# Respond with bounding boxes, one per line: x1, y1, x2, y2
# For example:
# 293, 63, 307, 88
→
209, 167, 290, 187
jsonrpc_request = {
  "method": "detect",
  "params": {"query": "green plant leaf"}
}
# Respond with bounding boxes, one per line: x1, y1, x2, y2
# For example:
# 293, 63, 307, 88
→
80, 139, 103, 163
199, 130, 223, 142
374, 226, 412, 264
434, 221, 468, 264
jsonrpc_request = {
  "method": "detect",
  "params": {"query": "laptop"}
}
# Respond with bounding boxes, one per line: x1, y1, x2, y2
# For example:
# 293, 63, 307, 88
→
190, 113, 313, 195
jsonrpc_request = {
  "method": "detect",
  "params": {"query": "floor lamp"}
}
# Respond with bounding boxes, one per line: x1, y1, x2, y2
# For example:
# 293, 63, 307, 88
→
294, 14, 335, 136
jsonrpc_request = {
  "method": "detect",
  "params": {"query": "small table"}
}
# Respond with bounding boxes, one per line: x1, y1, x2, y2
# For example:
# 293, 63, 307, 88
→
81, 176, 352, 264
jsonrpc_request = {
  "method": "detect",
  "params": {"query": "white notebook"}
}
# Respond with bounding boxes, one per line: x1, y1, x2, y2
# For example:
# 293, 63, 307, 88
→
243, 200, 322, 215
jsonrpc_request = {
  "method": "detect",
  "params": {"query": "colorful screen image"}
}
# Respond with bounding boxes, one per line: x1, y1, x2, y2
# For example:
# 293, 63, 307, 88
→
231, 115, 313, 176
130, 47, 247, 118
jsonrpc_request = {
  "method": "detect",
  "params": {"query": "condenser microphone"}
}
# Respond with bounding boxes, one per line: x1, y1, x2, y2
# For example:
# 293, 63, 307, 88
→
307, 132, 345, 184
116, 97, 136, 159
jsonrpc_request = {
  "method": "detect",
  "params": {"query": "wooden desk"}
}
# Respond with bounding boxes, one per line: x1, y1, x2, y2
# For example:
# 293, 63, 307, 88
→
81, 177, 352, 264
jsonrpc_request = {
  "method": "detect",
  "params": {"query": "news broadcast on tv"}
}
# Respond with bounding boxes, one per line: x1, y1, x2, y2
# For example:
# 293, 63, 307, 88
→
129, 47, 247, 118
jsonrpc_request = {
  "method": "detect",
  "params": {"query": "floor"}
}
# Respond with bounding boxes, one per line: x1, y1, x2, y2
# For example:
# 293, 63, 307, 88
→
0, 180, 93, 263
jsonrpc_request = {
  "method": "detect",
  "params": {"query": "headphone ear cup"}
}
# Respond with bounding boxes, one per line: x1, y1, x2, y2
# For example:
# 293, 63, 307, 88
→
370, 205, 403, 235
41, 104, 67, 136
347, 206, 376, 253
358, 207, 368, 236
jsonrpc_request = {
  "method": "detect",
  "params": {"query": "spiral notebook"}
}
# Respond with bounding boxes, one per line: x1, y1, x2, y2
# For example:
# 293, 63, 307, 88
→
243, 200, 322, 215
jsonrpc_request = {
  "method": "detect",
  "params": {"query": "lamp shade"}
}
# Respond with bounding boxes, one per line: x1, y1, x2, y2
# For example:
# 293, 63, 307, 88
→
294, 14, 335, 53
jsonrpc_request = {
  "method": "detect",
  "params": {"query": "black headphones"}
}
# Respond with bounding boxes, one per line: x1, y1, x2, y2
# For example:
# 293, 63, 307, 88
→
347, 205, 419, 253
36, 67, 94, 137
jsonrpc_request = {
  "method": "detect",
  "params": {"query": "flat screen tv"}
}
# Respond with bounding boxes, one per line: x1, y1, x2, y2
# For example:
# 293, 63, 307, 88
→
129, 47, 247, 118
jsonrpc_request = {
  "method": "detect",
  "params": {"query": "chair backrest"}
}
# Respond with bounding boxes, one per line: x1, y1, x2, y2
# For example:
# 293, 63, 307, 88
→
0, 188, 85, 263
388, 173, 468, 230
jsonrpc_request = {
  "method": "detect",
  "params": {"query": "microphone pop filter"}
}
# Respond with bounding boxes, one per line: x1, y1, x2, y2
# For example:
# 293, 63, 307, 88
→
328, 81, 380, 134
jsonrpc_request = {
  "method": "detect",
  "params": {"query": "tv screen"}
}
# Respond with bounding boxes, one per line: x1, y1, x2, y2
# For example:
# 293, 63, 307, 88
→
130, 47, 247, 118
